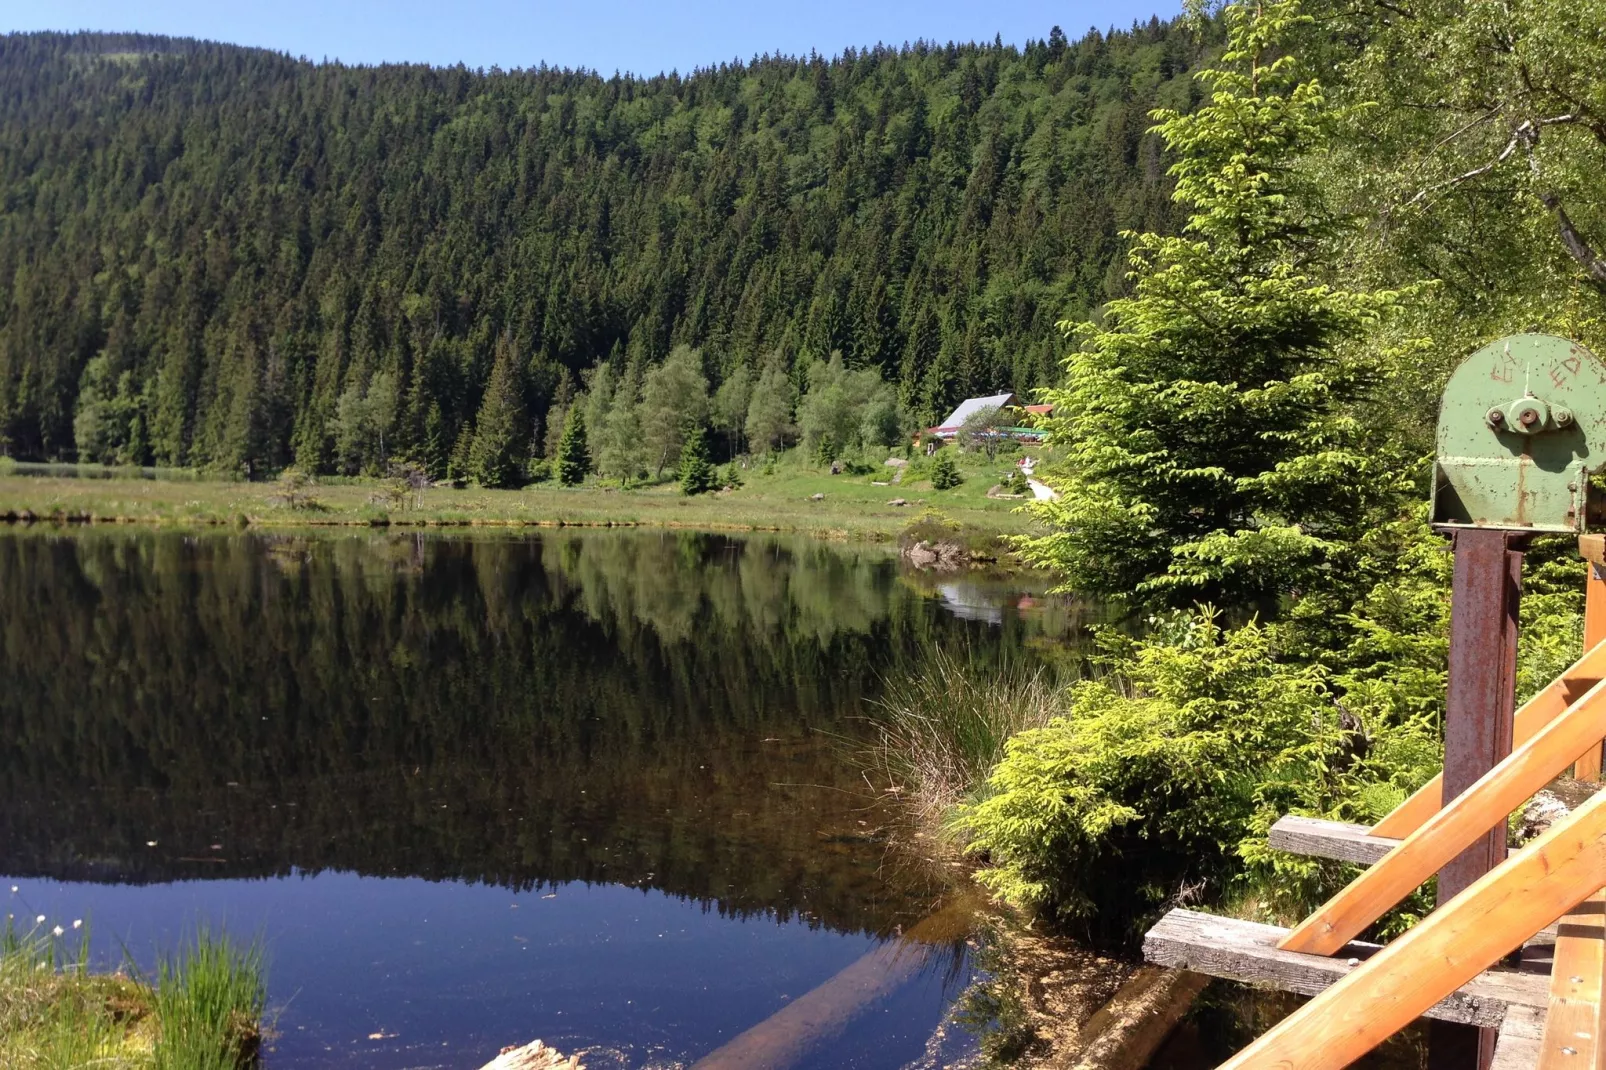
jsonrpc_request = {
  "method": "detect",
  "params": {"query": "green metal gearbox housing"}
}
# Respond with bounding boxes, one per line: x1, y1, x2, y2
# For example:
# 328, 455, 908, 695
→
1432, 333, 1606, 532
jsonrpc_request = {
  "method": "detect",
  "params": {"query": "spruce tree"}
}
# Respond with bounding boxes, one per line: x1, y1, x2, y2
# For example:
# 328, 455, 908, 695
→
1018, 0, 1409, 609
557, 405, 590, 486
929, 448, 962, 490
678, 425, 716, 495
468, 339, 527, 489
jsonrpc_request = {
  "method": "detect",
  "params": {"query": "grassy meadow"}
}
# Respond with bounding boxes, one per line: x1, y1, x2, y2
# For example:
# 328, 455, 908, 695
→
0, 448, 1046, 540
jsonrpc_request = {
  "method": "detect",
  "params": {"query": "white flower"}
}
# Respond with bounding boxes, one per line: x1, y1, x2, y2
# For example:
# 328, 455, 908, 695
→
34, 914, 44, 925
8, 885, 15, 894
72, 919, 82, 930
52, 925, 63, 937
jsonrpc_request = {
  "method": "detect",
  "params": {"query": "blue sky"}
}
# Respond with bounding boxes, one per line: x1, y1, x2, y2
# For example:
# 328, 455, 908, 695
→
5, 1, 1181, 76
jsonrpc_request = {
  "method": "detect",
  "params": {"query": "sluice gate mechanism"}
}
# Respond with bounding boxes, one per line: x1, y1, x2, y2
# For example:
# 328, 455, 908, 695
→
1141, 336, 1606, 1069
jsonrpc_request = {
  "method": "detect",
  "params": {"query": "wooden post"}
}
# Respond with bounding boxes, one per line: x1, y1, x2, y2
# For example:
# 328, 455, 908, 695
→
1575, 537, 1606, 781
1536, 894, 1605, 1069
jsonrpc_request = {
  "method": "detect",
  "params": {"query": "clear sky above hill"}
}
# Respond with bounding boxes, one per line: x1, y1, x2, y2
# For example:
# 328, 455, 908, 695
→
5, 0, 1180, 76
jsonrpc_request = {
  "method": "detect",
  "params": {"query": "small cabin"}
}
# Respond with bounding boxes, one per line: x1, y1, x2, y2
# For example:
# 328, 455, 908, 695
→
923, 393, 1049, 443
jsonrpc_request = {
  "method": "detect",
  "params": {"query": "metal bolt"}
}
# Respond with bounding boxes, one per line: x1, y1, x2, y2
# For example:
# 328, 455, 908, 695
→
1557, 407, 1576, 426
1570, 482, 1579, 492
1488, 408, 1506, 427
1520, 408, 1540, 426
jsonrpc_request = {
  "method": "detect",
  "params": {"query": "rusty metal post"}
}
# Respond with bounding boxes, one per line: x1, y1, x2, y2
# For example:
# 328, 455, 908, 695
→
1427, 527, 1527, 1070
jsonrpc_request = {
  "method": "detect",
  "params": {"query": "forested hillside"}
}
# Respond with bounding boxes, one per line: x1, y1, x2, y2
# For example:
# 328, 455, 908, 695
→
0, 23, 1208, 473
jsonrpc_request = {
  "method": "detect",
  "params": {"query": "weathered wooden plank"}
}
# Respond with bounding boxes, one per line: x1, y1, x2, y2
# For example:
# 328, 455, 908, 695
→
1215, 788, 1606, 1070
1142, 909, 1547, 1029
1268, 815, 1399, 865
1283, 674, 1606, 956
1373, 638, 1606, 839
1492, 1006, 1546, 1070
1536, 894, 1606, 1070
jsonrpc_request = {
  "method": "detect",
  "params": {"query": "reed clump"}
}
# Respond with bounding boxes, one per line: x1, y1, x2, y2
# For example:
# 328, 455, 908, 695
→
0, 912, 264, 1070
870, 647, 1065, 835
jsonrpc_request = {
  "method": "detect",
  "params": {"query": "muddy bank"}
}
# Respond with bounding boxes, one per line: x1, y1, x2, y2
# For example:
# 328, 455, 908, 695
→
962, 920, 1205, 1069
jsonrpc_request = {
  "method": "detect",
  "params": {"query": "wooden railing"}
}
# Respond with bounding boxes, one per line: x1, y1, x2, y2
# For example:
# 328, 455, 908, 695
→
1281, 665, 1606, 956
1369, 640, 1606, 840
1219, 789, 1606, 1068
1186, 559, 1606, 1068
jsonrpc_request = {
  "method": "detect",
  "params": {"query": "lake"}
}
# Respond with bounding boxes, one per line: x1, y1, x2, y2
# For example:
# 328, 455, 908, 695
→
0, 529, 1081, 1069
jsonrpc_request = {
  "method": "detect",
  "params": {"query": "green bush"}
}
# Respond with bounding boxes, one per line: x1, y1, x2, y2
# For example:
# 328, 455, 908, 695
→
957, 609, 1348, 924
953, 511, 1600, 931
930, 450, 962, 490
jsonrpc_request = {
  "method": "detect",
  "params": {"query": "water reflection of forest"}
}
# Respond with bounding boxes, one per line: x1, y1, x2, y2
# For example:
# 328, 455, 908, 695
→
0, 530, 1075, 936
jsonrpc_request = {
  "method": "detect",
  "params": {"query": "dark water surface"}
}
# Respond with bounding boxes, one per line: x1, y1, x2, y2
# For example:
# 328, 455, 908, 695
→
0, 529, 1075, 1069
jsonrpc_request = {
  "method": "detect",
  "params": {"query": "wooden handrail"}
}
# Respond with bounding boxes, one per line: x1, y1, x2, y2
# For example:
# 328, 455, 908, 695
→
1283, 674, 1606, 956
1219, 789, 1606, 1069
1372, 637, 1606, 839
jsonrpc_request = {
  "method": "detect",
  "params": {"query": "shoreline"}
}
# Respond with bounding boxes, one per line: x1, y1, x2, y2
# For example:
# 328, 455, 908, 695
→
0, 472, 1038, 542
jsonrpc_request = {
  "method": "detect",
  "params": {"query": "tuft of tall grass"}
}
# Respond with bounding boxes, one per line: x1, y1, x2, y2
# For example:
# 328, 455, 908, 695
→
870, 646, 1066, 834
150, 928, 266, 1070
0, 910, 264, 1070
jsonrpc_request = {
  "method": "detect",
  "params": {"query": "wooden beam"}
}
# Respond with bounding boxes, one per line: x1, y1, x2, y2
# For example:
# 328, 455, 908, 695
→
1492, 1006, 1546, 1070
1575, 558, 1606, 781
1268, 815, 1400, 866
1283, 675, 1606, 957
1216, 789, 1606, 1070
1372, 638, 1606, 840
1536, 893, 1605, 1069
1142, 910, 1546, 1029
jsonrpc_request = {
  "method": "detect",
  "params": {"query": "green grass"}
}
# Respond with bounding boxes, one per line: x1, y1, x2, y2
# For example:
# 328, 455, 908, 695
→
868, 646, 1068, 833
0, 914, 263, 1070
0, 447, 1044, 540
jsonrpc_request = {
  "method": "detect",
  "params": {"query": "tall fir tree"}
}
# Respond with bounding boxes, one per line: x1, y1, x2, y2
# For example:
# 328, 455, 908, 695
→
557, 405, 590, 486
468, 338, 527, 489
678, 425, 716, 496
1019, 0, 1410, 609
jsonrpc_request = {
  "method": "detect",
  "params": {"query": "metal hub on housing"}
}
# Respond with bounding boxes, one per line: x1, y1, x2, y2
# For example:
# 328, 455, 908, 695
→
1432, 333, 1606, 532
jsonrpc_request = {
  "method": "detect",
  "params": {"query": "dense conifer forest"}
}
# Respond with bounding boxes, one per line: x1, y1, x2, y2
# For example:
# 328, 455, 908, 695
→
0, 23, 1208, 473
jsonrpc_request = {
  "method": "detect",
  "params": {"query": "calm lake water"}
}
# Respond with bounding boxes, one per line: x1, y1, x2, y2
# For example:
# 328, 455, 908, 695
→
0, 529, 1082, 1069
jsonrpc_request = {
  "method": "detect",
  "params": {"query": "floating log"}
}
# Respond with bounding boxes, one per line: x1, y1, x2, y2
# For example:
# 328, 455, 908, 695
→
478, 1040, 582, 1070
690, 897, 975, 1070
1064, 966, 1209, 1070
